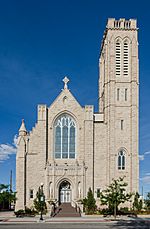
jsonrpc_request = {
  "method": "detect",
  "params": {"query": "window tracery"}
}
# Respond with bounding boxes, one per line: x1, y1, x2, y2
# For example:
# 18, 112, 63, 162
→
118, 150, 125, 170
54, 114, 76, 159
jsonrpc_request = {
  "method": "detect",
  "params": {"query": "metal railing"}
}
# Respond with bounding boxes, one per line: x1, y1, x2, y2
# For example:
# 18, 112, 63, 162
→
71, 200, 81, 214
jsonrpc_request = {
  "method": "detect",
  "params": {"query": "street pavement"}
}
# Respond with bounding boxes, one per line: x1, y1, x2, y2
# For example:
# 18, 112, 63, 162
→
0, 211, 150, 229
0, 221, 150, 229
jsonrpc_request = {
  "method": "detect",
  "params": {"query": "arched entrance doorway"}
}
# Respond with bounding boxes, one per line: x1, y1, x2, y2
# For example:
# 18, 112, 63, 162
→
59, 180, 71, 203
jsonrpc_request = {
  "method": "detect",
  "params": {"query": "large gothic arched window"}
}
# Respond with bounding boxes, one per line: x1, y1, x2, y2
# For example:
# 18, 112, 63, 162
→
54, 114, 76, 159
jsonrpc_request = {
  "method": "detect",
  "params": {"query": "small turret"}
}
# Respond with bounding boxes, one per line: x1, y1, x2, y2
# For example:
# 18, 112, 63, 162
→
19, 119, 27, 136
16, 119, 27, 211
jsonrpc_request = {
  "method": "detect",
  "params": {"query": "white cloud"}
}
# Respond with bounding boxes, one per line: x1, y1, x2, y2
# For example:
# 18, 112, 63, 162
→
144, 151, 150, 155
140, 175, 150, 184
139, 150, 150, 161
13, 135, 18, 147
0, 135, 17, 163
139, 155, 144, 161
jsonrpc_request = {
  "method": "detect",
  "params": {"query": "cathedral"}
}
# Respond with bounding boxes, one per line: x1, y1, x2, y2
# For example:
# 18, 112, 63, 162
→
16, 18, 139, 211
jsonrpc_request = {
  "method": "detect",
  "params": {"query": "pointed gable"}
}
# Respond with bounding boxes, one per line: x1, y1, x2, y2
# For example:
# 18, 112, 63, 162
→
48, 77, 83, 115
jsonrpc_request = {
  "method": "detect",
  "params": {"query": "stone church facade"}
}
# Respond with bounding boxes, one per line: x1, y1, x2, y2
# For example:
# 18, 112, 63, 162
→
16, 18, 139, 211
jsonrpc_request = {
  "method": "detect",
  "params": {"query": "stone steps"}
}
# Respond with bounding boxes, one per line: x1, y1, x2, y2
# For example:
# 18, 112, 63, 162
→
54, 203, 81, 217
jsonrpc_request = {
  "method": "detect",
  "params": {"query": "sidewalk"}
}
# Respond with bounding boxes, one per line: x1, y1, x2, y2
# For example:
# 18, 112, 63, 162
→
0, 213, 109, 223
0, 211, 149, 223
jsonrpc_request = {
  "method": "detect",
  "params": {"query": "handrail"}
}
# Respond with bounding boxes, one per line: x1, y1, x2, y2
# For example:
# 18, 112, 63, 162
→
49, 199, 60, 217
54, 200, 59, 207
71, 200, 81, 214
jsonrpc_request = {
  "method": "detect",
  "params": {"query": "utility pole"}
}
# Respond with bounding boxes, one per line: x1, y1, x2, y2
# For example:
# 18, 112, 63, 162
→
9, 170, 12, 210
10, 170, 12, 192
142, 186, 144, 198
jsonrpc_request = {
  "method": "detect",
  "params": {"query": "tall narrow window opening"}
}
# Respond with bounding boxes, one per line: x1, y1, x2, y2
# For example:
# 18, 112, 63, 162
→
123, 42, 129, 76
30, 189, 33, 199
121, 120, 124, 130
97, 188, 101, 198
125, 88, 128, 101
117, 88, 120, 101
118, 150, 125, 170
116, 41, 121, 76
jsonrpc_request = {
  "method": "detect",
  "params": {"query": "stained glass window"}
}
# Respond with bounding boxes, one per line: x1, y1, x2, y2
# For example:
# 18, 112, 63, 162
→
54, 114, 76, 159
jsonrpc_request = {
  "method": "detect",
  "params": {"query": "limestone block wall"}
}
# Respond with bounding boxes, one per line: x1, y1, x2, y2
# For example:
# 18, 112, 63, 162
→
26, 105, 48, 207
94, 121, 107, 198
84, 105, 94, 194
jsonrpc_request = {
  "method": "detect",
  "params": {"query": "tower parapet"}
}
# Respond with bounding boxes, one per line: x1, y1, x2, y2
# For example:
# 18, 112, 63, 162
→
100, 18, 138, 56
107, 18, 137, 30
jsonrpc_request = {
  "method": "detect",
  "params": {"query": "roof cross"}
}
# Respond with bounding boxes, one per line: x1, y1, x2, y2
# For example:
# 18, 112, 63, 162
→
63, 76, 70, 89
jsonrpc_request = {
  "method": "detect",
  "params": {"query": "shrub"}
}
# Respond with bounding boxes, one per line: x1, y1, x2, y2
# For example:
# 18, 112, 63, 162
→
25, 207, 37, 216
14, 208, 37, 217
82, 188, 96, 214
145, 192, 150, 210
14, 209, 25, 217
133, 192, 143, 211
101, 208, 113, 216
119, 207, 129, 215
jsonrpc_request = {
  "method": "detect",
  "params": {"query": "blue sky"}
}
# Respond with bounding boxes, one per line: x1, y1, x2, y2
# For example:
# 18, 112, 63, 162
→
0, 0, 150, 197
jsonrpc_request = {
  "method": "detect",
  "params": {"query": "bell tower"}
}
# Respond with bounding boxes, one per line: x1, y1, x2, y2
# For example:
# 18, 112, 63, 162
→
99, 18, 139, 192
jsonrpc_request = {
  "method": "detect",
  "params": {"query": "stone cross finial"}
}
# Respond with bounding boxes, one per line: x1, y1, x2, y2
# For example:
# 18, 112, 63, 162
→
63, 76, 69, 89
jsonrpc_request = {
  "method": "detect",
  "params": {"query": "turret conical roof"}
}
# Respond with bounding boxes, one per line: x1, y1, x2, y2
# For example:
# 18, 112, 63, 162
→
19, 119, 27, 134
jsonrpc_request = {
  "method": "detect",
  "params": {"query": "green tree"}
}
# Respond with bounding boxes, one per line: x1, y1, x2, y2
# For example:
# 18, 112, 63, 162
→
0, 184, 9, 192
33, 187, 47, 214
100, 177, 132, 218
133, 192, 143, 211
82, 187, 96, 214
144, 192, 150, 210
0, 184, 16, 210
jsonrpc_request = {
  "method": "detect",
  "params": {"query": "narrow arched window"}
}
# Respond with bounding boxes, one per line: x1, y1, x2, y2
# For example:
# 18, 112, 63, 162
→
125, 88, 128, 101
54, 114, 76, 159
115, 40, 121, 77
123, 41, 129, 76
117, 88, 120, 101
118, 150, 125, 170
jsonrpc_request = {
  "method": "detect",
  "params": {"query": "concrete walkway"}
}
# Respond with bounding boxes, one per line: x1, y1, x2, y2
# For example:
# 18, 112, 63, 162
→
0, 211, 150, 223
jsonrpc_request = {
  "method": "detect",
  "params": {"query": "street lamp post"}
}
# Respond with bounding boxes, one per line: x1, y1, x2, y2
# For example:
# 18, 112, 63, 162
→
40, 183, 44, 221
